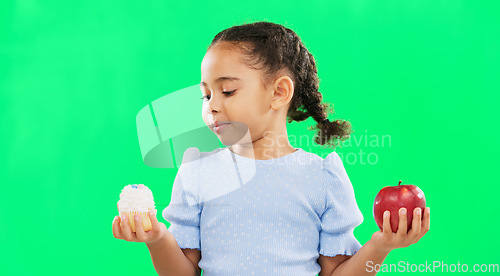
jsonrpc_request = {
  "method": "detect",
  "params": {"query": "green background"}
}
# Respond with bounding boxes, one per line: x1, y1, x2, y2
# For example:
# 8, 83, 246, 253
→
1, 0, 499, 275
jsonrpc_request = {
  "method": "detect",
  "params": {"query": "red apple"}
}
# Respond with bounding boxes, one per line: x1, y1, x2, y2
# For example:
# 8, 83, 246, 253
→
373, 180, 426, 233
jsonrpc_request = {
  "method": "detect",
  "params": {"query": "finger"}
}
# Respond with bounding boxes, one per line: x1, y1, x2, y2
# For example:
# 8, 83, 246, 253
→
120, 214, 134, 241
407, 207, 422, 243
395, 207, 407, 242
382, 210, 392, 237
415, 207, 430, 242
134, 214, 147, 241
149, 210, 160, 232
112, 216, 124, 239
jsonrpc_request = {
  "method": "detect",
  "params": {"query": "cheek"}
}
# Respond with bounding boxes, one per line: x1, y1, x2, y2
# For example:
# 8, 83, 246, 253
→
202, 105, 210, 121
248, 95, 269, 115
227, 97, 245, 109
227, 97, 256, 117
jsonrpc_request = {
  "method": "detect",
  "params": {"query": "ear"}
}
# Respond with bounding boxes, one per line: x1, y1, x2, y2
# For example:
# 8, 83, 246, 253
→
270, 75, 294, 111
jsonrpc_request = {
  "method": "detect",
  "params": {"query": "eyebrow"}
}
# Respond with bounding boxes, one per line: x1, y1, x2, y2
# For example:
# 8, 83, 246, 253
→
200, 76, 241, 87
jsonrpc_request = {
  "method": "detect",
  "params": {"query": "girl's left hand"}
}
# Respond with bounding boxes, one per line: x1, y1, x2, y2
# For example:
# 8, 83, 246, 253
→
370, 207, 430, 254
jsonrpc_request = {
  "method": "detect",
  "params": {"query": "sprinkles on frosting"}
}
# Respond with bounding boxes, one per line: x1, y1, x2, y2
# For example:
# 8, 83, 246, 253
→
130, 184, 145, 189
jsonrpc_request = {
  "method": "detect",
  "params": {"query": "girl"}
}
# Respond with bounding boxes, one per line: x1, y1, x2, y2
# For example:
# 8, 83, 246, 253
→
112, 21, 430, 276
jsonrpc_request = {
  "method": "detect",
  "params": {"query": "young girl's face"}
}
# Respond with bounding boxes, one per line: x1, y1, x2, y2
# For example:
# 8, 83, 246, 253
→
200, 42, 277, 145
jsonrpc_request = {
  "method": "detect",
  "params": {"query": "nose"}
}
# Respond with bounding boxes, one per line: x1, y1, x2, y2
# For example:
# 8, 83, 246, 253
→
206, 94, 221, 114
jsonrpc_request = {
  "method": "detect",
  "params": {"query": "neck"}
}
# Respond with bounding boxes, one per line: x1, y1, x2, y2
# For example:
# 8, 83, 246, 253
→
228, 127, 296, 160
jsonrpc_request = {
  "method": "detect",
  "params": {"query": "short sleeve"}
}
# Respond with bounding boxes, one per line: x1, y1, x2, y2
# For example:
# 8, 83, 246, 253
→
319, 151, 364, 257
162, 147, 202, 250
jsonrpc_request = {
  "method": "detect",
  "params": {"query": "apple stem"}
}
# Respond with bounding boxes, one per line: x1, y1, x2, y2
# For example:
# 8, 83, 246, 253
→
398, 180, 402, 186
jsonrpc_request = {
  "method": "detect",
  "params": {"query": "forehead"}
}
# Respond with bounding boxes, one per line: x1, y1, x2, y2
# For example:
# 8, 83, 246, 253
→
201, 45, 246, 72
200, 44, 260, 84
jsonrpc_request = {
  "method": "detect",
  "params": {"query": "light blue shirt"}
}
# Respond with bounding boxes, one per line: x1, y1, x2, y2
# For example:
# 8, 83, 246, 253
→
162, 147, 364, 276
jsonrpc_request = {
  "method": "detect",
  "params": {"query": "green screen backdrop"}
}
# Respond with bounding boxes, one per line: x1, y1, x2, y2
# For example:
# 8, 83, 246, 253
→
1, 0, 499, 275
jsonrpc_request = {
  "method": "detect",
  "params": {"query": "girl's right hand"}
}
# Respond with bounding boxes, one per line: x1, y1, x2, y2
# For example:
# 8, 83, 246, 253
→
112, 210, 168, 245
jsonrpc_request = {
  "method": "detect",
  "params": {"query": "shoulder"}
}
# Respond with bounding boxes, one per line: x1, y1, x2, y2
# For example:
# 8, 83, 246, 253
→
320, 151, 353, 191
183, 146, 225, 161
293, 150, 345, 190
180, 146, 223, 169
182, 147, 201, 163
178, 147, 226, 181
293, 148, 324, 166
176, 147, 208, 190
319, 151, 363, 220
176, 147, 223, 202
178, 147, 202, 176
297, 149, 343, 173
322, 151, 343, 174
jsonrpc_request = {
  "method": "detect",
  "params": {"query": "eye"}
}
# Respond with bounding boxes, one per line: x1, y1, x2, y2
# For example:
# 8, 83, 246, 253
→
200, 90, 236, 101
222, 90, 236, 95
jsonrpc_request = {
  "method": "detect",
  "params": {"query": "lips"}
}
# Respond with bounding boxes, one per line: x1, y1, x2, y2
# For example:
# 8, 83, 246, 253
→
209, 121, 231, 134
209, 121, 231, 128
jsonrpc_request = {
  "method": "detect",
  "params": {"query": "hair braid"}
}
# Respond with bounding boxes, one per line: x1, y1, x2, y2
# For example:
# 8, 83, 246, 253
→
290, 41, 352, 147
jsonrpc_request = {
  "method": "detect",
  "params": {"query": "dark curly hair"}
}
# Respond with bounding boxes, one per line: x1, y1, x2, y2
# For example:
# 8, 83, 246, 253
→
208, 20, 353, 148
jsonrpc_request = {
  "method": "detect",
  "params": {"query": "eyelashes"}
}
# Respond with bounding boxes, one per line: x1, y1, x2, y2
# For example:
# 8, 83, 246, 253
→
200, 90, 236, 101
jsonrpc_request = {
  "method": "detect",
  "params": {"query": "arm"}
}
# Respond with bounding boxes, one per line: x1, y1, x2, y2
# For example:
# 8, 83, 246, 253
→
317, 254, 351, 276
146, 231, 201, 276
328, 239, 390, 276
326, 207, 430, 276
112, 211, 200, 276
317, 243, 388, 276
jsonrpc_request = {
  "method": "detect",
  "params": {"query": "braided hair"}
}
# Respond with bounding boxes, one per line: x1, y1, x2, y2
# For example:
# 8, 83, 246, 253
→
208, 20, 352, 148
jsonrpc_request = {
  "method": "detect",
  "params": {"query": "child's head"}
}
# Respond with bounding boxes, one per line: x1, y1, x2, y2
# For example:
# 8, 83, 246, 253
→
200, 21, 352, 148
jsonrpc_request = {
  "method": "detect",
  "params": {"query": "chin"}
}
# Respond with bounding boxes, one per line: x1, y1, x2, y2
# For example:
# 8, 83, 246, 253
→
218, 122, 250, 146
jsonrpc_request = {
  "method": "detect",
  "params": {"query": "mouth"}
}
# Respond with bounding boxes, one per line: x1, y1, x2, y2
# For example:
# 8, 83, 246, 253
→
209, 121, 231, 134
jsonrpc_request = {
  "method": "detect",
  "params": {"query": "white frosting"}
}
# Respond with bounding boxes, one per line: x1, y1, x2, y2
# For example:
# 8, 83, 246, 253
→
118, 184, 156, 212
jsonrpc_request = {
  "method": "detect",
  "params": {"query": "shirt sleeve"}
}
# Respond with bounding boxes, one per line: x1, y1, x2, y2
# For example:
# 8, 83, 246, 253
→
319, 151, 364, 257
162, 147, 202, 250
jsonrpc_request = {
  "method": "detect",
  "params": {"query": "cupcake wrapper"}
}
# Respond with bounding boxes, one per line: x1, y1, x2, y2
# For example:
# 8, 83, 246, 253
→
119, 210, 153, 232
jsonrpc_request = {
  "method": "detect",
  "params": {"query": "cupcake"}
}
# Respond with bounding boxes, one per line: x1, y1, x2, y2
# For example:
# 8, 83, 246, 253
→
117, 184, 156, 232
